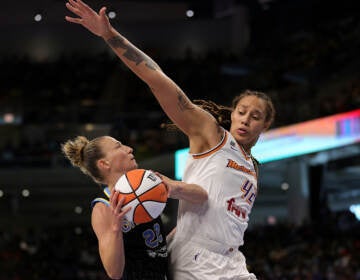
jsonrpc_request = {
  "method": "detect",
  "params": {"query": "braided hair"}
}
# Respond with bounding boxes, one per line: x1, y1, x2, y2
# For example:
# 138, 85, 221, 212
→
162, 90, 275, 131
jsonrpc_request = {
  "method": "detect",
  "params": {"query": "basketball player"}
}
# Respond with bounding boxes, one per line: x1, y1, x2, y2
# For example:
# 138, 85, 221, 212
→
62, 135, 208, 279
65, 0, 275, 279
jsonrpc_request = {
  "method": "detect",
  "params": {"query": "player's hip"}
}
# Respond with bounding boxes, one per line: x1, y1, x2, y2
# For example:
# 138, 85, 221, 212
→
169, 239, 256, 280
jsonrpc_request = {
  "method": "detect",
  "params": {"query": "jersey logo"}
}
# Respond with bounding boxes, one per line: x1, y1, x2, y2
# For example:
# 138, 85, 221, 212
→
226, 159, 256, 177
227, 198, 247, 219
122, 219, 135, 233
146, 245, 168, 258
226, 179, 257, 219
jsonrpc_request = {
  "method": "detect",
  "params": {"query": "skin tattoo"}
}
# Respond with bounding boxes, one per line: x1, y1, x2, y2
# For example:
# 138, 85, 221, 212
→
107, 36, 158, 70
176, 88, 193, 112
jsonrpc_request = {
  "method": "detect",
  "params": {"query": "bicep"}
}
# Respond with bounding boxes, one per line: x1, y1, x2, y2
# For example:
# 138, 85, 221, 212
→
91, 203, 111, 243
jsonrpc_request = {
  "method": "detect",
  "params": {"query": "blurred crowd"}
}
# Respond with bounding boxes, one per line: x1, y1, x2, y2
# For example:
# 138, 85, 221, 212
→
1, 209, 359, 280
243, 210, 360, 280
0, 2, 360, 279
0, 2, 360, 163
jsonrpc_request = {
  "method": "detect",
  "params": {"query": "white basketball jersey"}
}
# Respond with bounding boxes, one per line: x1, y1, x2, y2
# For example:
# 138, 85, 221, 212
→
174, 129, 258, 248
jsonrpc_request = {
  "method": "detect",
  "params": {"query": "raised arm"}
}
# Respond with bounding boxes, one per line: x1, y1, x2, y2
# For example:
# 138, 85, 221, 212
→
65, 0, 222, 152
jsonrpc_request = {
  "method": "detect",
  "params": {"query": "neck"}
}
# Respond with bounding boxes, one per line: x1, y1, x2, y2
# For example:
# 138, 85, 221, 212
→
107, 173, 124, 191
241, 144, 251, 156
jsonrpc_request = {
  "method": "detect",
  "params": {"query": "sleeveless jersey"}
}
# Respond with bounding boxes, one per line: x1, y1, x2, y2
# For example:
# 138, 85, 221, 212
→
173, 129, 258, 248
92, 187, 169, 280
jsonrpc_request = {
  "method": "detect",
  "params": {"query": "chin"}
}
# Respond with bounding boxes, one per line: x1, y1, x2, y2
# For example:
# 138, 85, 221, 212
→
235, 135, 248, 144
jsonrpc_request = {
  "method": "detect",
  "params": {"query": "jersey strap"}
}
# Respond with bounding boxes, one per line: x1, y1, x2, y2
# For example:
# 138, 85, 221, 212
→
91, 186, 111, 208
192, 128, 227, 159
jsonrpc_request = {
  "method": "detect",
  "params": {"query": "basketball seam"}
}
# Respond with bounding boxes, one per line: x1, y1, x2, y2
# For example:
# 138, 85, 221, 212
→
138, 182, 166, 220
126, 171, 146, 223
127, 171, 165, 221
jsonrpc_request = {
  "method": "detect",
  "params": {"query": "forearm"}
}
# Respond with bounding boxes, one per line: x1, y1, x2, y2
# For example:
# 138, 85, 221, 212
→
65, 0, 210, 137
99, 230, 125, 279
102, 28, 214, 138
102, 28, 167, 89
170, 181, 208, 204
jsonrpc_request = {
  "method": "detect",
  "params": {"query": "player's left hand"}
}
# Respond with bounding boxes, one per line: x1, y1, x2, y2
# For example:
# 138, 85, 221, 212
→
65, 0, 113, 38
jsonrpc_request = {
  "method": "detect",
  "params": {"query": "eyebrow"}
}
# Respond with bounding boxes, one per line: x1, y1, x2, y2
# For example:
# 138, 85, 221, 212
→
238, 105, 263, 115
113, 141, 122, 148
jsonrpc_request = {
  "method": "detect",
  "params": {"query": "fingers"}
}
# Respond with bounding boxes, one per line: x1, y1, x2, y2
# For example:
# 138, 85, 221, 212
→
66, 0, 80, 14
156, 173, 172, 194
116, 194, 126, 209
154, 171, 162, 178
121, 205, 132, 216
69, 0, 88, 11
65, 0, 90, 18
110, 191, 132, 219
99, 6, 107, 17
65, 16, 82, 24
65, 1, 82, 22
76, 0, 89, 8
110, 189, 120, 208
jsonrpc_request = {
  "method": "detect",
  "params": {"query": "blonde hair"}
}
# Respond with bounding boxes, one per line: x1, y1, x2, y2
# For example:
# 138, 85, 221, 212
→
61, 136, 106, 184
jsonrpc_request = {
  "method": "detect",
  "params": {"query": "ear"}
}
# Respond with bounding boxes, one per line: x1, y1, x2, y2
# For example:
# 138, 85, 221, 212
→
97, 158, 110, 171
263, 121, 271, 132
230, 110, 235, 122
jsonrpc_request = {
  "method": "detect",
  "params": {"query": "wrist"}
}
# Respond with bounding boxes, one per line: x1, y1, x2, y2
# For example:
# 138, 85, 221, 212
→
102, 27, 119, 41
111, 222, 124, 235
170, 182, 184, 199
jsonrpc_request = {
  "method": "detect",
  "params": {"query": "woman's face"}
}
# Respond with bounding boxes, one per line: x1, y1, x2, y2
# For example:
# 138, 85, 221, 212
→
100, 136, 138, 175
230, 95, 270, 152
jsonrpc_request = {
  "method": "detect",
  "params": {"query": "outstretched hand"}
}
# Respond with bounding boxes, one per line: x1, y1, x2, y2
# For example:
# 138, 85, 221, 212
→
155, 171, 208, 204
65, 0, 112, 38
154, 172, 179, 199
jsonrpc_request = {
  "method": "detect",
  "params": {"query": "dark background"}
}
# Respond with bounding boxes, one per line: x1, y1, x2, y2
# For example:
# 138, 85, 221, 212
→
0, 0, 359, 279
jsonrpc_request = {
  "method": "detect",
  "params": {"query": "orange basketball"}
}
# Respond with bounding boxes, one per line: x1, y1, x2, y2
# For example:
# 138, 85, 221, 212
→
114, 169, 168, 225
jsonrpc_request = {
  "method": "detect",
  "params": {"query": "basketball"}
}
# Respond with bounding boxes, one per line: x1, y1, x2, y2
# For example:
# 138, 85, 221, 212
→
114, 169, 168, 225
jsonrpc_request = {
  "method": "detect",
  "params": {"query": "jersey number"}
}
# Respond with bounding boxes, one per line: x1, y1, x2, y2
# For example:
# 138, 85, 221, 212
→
241, 180, 256, 205
142, 223, 163, 248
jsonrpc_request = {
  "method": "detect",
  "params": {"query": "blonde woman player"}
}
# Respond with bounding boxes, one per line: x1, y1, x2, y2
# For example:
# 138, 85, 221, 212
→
62, 135, 207, 279
65, 1, 275, 279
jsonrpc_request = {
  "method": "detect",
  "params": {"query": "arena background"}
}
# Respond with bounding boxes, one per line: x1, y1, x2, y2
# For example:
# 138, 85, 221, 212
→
1, 0, 359, 279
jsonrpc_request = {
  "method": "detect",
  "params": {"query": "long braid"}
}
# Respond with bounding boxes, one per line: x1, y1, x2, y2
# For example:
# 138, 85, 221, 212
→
193, 100, 232, 130
161, 99, 232, 131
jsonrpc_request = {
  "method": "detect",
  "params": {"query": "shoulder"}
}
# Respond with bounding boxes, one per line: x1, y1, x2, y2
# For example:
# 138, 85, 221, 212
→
91, 202, 112, 236
91, 187, 111, 209
190, 125, 224, 154
91, 197, 110, 208
92, 202, 111, 222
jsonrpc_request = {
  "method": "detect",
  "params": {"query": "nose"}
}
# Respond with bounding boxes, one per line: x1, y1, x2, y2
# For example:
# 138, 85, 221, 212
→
127, 146, 133, 153
241, 113, 250, 126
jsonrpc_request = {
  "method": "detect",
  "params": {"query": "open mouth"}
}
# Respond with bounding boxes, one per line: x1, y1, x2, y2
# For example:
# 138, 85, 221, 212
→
237, 128, 248, 135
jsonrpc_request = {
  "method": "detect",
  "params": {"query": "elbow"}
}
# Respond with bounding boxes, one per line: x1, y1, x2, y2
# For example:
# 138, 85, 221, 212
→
200, 190, 209, 203
190, 186, 208, 204
192, 188, 208, 204
107, 270, 123, 280
105, 264, 124, 280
